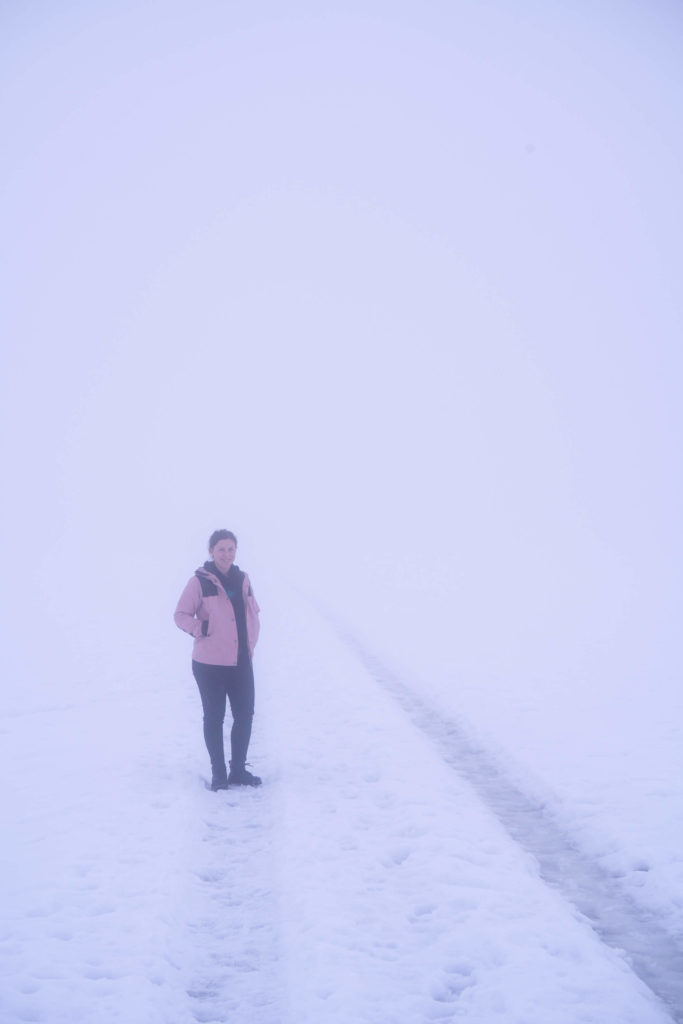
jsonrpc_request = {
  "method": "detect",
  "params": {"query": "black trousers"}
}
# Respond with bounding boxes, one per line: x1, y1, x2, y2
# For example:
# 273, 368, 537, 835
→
192, 658, 255, 778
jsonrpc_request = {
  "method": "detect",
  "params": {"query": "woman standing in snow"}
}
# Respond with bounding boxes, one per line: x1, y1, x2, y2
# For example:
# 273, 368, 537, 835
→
174, 529, 261, 790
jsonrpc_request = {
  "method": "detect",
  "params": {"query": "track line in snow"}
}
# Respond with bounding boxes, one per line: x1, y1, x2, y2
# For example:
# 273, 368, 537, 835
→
339, 632, 683, 1024
179, 779, 285, 1024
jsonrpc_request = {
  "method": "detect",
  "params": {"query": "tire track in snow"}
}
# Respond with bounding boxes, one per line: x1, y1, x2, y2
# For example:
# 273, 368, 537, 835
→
341, 633, 683, 1024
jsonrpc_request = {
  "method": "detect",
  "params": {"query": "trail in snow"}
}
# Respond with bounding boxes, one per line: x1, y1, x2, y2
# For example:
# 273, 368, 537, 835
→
180, 784, 284, 1024
338, 631, 683, 1024
0, 676, 285, 1024
256, 588, 674, 1024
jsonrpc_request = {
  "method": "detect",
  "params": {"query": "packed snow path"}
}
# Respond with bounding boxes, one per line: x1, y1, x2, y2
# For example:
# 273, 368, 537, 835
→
339, 631, 683, 1022
1, 581, 679, 1023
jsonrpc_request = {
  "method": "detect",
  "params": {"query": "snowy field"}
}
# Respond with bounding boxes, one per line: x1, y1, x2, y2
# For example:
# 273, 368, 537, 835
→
2, 577, 682, 1024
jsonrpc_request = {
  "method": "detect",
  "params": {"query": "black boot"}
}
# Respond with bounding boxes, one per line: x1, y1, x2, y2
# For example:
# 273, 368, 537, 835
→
228, 762, 262, 787
210, 766, 229, 791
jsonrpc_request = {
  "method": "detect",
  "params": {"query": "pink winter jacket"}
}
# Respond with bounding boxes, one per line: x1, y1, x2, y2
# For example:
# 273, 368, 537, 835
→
174, 567, 260, 666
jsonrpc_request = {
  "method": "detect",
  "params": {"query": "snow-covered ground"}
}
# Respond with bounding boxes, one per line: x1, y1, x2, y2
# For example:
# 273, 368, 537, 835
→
2, 578, 681, 1024
319, 570, 683, 949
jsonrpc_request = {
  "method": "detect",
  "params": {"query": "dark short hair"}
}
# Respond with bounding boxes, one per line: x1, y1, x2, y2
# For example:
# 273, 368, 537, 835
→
208, 529, 238, 551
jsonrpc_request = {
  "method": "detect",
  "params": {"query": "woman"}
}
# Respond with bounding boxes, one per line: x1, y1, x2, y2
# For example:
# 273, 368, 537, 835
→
174, 529, 261, 790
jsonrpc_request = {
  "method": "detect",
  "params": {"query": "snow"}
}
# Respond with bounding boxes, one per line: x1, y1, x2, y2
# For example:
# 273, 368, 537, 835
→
1, 580, 680, 1024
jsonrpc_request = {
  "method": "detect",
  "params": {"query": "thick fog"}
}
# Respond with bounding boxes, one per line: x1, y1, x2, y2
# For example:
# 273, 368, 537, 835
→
2, 1, 682, 715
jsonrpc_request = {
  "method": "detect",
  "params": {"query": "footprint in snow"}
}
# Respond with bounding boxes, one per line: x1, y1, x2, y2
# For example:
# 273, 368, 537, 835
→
409, 903, 436, 922
430, 962, 476, 1003
187, 985, 221, 1001
83, 966, 121, 980
196, 869, 227, 884
383, 846, 411, 867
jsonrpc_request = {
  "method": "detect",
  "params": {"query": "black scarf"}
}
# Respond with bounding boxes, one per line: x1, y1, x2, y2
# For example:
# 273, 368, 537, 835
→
205, 561, 249, 660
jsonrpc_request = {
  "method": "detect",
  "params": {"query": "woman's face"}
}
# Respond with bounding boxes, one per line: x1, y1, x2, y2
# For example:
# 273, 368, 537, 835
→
211, 539, 236, 573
